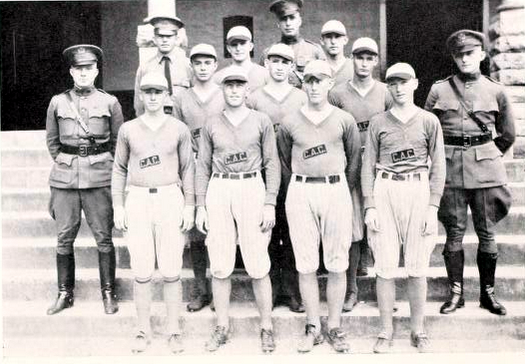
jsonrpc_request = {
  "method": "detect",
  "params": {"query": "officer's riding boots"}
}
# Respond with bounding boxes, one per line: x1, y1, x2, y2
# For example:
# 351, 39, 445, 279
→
99, 248, 119, 314
440, 250, 465, 314
283, 269, 305, 313
47, 253, 75, 315
187, 241, 211, 312
477, 251, 506, 315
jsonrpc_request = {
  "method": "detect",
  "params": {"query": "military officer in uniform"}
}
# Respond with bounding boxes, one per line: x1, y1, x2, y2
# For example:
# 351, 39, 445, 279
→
261, 0, 326, 88
425, 30, 515, 316
134, 14, 193, 117
46, 44, 124, 315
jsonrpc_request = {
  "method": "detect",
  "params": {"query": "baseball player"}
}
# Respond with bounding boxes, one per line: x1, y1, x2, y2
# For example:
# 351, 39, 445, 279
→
425, 30, 515, 316
134, 13, 193, 117
173, 43, 224, 312
328, 37, 393, 312
261, 0, 326, 88
361, 63, 445, 353
214, 26, 269, 90
46, 44, 122, 316
195, 66, 281, 353
246, 43, 307, 313
320, 20, 354, 87
277, 60, 361, 353
112, 72, 195, 354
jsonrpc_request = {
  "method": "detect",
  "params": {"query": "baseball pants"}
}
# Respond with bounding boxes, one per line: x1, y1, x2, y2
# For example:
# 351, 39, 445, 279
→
125, 184, 185, 281
205, 171, 271, 279
286, 173, 353, 274
367, 171, 436, 279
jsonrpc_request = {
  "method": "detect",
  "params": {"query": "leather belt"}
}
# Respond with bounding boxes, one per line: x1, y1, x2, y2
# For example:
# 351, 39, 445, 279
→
212, 172, 257, 180
295, 175, 341, 184
60, 142, 111, 157
381, 171, 421, 181
444, 134, 492, 148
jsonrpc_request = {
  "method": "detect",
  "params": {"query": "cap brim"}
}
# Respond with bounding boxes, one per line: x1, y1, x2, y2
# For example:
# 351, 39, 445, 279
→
147, 16, 184, 29
303, 73, 331, 82
267, 53, 294, 62
140, 85, 168, 91
222, 76, 248, 83
155, 29, 177, 36
386, 73, 413, 81
227, 35, 251, 43
72, 60, 97, 66
352, 47, 378, 55
322, 30, 346, 36
190, 52, 217, 60
451, 44, 482, 53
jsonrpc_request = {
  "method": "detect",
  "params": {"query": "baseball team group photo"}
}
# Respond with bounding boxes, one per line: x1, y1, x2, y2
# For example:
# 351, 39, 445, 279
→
1, 0, 524, 358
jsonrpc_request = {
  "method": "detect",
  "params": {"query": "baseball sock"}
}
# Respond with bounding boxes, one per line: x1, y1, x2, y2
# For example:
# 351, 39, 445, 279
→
212, 276, 231, 328
408, 276, 427, 334
252, 274, 273, 330
376, 276, 395, 337
134, 279, 152, 335
327, 271, 346, 329
299, 272, 321, 329
163, 279, 182, 334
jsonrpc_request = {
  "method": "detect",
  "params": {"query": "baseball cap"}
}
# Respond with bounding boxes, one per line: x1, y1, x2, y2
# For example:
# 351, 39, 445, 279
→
220, 66, 249, 83
385, 63, 416, 81
321, 20, 347, 36
446, 29, 485, 53
190, 43, 218, 60
303, 60, 333, 81
351, 37, 378, 55
63, 44, 103, 66
267, 43, 295, 61
269, 0, 303, 17
140, 72, 169, 91
227, 26, 252, 43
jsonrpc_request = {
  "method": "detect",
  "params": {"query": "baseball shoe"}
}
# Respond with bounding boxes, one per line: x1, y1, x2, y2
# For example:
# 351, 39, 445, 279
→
131, 331, 150, 354
342, 293, 358, 312
187, 294, 211, 312
260, 328, 276, 353
410, 332, 431, 353
289, 296, 305, 313
326, 327, 350, 353
167, 333, 184, 354
373, 332, 393, 353
297, 324, 324, 353
205, 325, 229, 352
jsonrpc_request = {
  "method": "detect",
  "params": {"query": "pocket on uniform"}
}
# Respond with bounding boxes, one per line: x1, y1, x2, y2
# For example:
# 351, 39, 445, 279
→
472, 100, 499, 113
88, 151, 114, 183
433, 99, 460, 112
49, 153, 75, 183
88, 109, 111, 136
56, 110, 78, 137
474, 143, 505, 184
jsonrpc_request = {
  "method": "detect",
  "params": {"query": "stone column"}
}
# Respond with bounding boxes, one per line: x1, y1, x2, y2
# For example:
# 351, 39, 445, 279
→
489, 0, 525, 158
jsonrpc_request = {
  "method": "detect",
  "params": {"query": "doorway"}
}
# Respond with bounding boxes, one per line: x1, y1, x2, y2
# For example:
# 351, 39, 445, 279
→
386, 0, 484, 107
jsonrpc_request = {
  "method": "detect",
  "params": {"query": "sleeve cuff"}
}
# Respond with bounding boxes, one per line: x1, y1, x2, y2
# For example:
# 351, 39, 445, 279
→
363, 196, 375, 210
264, 192, 277, 206
196, 195, 206, 207
112, 195, 125, 209
184, 192, 195, 206
429, 193, 442, 208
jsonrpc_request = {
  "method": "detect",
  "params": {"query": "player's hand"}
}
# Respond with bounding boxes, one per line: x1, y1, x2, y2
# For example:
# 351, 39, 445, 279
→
364, 208, 381, 232
180, 205, 195, 233
113, 206, 127, 231
260, 204, 276, 233
421, 205, 439, 236
195, 206, 209, 234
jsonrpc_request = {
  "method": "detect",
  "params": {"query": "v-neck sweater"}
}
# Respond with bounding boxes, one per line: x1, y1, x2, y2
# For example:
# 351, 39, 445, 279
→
195, 109, 281, 206
112, 116, 195, 207
361, 107, 446, 209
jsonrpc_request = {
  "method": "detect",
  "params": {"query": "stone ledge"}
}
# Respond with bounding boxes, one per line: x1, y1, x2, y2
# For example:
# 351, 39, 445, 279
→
491, 53, 525, 70
490, 69, 525, 85
492, 36, 525, 54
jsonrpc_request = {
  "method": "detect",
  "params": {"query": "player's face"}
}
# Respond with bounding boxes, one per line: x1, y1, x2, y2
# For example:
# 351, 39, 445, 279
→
304, 76, 334, 105
266, 56, 294, 82
353, 52, 378, 78
227, 40, 253, 62
153, 32, 178, 54
321, 33, 348, 56
278, 13, 302, 37
452, 46, 485, 74
140, 88, 168, 112
70, 63, 99, 88
222, 80, 248, 108
387, 77, 418, 105
191, 55, 218, 82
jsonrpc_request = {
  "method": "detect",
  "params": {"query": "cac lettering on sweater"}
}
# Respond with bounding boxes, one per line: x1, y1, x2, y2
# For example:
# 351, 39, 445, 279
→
303, 144, 327, 159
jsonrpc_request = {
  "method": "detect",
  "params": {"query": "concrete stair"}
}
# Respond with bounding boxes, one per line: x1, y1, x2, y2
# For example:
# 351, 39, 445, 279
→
2, 130, 525, 357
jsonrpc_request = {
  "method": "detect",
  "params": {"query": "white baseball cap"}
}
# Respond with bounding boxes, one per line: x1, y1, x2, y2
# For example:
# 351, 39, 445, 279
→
140, 72, 169, 91
190, 43, 217, 60
267, 43, 295, 61
351, 37, 379, 55
227, 26, 252, 43
385, 62, 416, 80
220, 66, 249, 83
303, 60, 333, 81
321, 20, 347, 36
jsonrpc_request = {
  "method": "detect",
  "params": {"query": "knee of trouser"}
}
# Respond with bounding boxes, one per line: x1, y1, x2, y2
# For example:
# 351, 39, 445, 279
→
246, 264, 271, 280
57, 242, 74, 255
478, 240, 498, 254
158, 265, 182, 280
163, 276, 180, 283
444, 238, 464, 253
96, 240, 114, 253
406, 268, 427, 278
135, 276, 152, 284
375, 268, 397, 280
211, 266, 234, 280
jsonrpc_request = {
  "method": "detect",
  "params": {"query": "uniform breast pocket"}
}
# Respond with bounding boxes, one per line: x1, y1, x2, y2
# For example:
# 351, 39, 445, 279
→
434, 99, 460, 116
50, 153, 75, 183
88, 109, 111, 137
474, 143, 505, 184
56, 111, 78, 137
88, 152, 114, 183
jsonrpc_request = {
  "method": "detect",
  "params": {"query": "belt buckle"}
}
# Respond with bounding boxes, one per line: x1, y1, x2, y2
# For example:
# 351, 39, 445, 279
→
149, 188, 158, 194
392, 174, 404, 181
463, 136, 471, 148
328, 175, 337, 184
78, 145, 88, 157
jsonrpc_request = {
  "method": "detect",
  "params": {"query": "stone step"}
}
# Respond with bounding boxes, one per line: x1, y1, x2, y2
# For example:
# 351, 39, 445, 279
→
1, 167, 50, 189
3, 300, 525, 342
0, 130, 47, 149
4, 207, 525, 238
3, 235, 524, 270
3, 266, 524, 302
1, 148, 53, 168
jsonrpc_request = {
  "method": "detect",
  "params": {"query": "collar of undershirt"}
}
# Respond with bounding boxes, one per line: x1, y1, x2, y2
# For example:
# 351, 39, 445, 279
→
387, 107, 420, 127
348, 79, 376, 97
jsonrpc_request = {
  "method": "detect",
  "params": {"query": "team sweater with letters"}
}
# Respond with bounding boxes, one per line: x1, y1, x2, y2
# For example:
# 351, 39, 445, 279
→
195, 110, 281, 206
331, 58, 354, 87
172, 87, 225, 153
329, 81, 393, 145
277, 106, 361, 188
361, 108, 446, 210
112, 116, 195, 208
